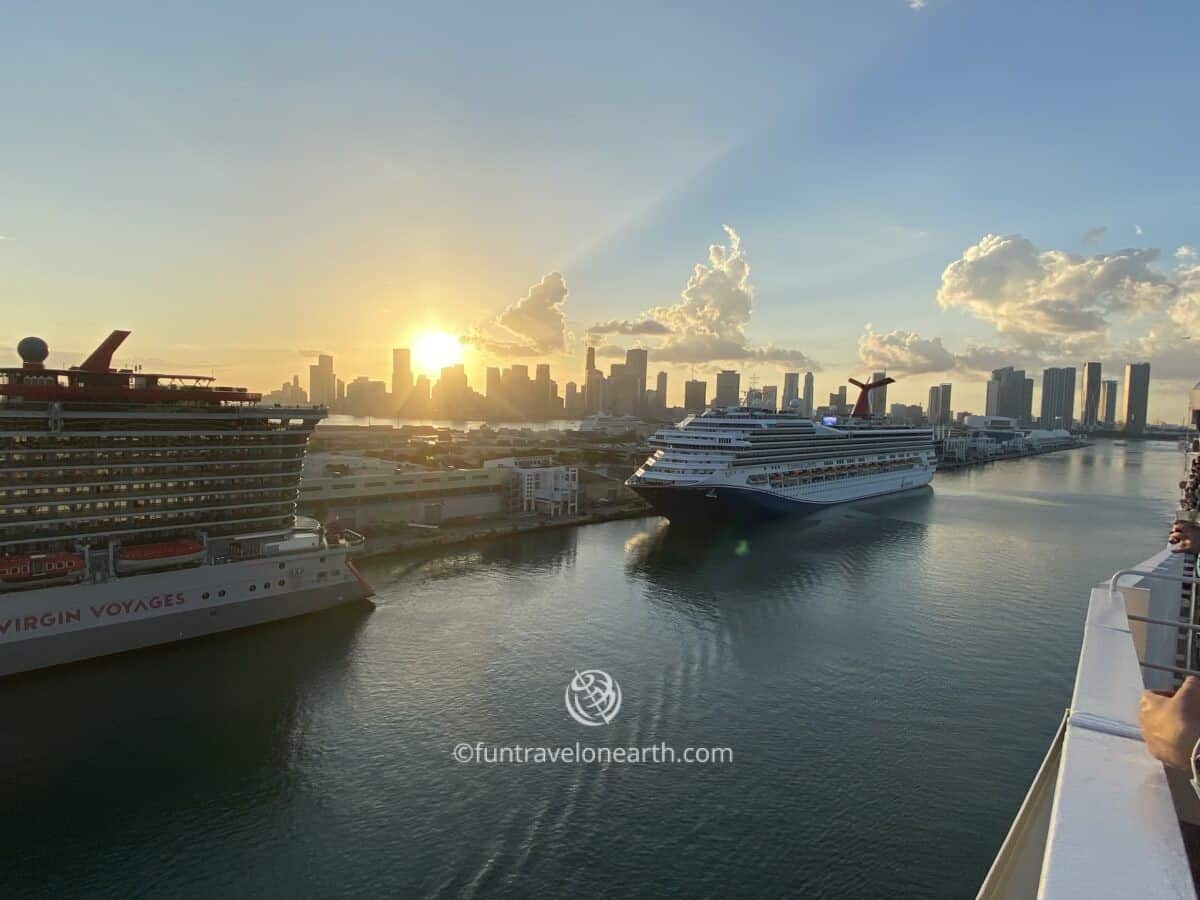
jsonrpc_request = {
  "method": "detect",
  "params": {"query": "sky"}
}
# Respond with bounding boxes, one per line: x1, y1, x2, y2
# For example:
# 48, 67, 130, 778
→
2, 1, 1199, 420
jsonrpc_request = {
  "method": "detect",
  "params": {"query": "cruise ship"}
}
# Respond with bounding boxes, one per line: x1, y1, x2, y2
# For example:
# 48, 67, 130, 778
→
0, 330, 373, 677
626, 377, 935, 521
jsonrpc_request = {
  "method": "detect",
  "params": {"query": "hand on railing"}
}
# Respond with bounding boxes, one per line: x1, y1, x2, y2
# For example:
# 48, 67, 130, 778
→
1169, 521, 1200, 554
1139, 677, 1200, 774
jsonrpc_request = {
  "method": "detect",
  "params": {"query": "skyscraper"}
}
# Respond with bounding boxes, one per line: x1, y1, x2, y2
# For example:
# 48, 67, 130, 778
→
986, 367, 1029, 421
308, 353, 336, 406
684, 379, 707, 413
869, 371, 887, 416
802, 372, 814, 417
715, 370, 741, 407
485, 366, 502, 400
1039, 367, 1076, 429
1080, 361, 1102, 429
1100, 378, 1118, 427
391, 348, 412, 402
585, 345, 596, 374
762, 385, 778, 412
927, 383, 952, 425
1123, 362, 1151, 433
655, 371, 668, 408
624, 348, 648, 414
782, 372, 800, 410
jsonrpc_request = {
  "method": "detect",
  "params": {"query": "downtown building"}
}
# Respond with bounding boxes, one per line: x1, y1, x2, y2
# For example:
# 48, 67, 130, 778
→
1123, 363, 1151, 433
1040, 367, 1076, 429
1079, 361, 1102, 429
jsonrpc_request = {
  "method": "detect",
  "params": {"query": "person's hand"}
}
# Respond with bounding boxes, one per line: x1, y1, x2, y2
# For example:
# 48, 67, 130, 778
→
1169, 522, 1200, 554
1139, 677, 1200, 770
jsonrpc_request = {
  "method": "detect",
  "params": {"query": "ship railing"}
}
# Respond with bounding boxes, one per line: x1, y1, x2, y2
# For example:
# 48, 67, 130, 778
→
978, 549, 1195, 899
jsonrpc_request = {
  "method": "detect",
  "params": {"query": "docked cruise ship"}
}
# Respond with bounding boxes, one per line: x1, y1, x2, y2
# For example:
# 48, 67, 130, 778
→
626, 377, 935, 521
0, 330, 373, 677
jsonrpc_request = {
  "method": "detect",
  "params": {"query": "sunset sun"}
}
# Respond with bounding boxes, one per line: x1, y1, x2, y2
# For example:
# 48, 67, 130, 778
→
412, 331, 463, 375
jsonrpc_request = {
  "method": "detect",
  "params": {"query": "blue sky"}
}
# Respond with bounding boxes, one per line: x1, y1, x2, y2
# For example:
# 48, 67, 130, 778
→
2, 1, 1198, 418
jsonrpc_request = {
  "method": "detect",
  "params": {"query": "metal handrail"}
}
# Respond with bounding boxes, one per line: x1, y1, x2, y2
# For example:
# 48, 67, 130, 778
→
1108, 566, 1200, 595
1110, 566, 1200, 680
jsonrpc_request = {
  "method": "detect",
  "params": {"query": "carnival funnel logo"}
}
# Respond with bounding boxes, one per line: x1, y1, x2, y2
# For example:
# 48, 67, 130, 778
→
565, 670, 622, 726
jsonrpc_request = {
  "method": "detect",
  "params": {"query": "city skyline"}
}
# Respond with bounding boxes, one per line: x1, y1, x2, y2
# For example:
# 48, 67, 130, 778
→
2, 3, 1198, 423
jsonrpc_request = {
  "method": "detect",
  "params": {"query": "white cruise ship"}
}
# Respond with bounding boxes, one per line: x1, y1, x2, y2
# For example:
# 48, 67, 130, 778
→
626, 377, 935, 521
0, 330, 373, 677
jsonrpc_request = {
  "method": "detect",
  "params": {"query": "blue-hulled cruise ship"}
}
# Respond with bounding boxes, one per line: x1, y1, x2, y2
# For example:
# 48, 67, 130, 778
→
626, 378, 935, 522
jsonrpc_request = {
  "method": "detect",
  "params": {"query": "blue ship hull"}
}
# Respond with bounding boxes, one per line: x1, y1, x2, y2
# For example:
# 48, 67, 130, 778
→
629, 483, 824, 525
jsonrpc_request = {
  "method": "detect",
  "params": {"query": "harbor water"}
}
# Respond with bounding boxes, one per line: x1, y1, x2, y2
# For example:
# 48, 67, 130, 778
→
0, 439, 1181, 898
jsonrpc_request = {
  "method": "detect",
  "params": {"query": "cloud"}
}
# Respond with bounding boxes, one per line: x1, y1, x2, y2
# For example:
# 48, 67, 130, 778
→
1165, 264, 1200, 337
594, 344, 628, 359
1177, 245, 1198, 261
586, 319, 672, 336
298, 349, 324, 358
857, 326, 955, 374
1135, 225, 1144, 236
906, 0, 926, 8
585, 226, 818, 367
937, 233, 1174, 347
464, 271, 570, 356
1082, 225, 1107, 246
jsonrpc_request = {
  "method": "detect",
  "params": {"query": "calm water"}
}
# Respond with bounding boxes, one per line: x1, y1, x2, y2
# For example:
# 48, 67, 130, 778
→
0, 439, 1183, 898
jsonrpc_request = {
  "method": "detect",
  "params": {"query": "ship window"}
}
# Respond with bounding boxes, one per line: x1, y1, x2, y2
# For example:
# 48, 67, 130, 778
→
277, 580, 285, 587
278, 562, 285, 570
202, 592, 210, 600
249, 584, 256, 591
263, 582, 270, 589
218, 590, 226, 597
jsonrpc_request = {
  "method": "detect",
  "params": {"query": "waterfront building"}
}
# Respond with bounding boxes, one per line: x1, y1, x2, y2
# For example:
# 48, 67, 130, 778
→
1100, 378, 1118, 427
762, 385, 778, 412
1039, 367, 1076, 429
655, 371, 668, 412
1123, 362, 1151, 433
715, 370, 741, 407
802, 372, 814, 417
485, 456, 579, 517
890, 403, 924, 425
927, 384, 952, 425
1079, 361, 1101, 428
263, 375, 308, 406
585, 368, 605, 415
345, 376, 390, 417
392, 348, 412, 404
684, 379, 707, 414
625, 349, 648, 414
986, 367, 1032, 423
869, 371, 888, 416
309, 353, 336, 406
782, 372, 800, 410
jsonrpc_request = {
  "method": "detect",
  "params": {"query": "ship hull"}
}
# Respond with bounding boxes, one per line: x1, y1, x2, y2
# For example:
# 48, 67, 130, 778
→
0, 547, 372, 678
631, 469, 934, 525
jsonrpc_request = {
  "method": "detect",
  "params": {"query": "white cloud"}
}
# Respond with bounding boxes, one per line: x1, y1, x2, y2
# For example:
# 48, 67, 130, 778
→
937, 233, 1174, 347
1135, 225, 1144, 236
906, 0, 926, 8
586, 226, 818, 367
464, 272, 570, 356
1176, 245, 1198, 261
858, 326, 955, 374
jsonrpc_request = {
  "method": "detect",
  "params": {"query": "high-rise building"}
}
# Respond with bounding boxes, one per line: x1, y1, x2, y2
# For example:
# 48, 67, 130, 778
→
802, 372, 814, 417
714, 370, 741, 407
1123, 363, 1151, 433
335, 377, 345, 403
782, 372, 800, 410
655, 371, 668, 408
1079, 361, 1102, 429
585, 368, 605, 414
869, 371, 887, 416
564, 382, 582, 417
762, 385, 778, 412
624, 349, 648, 413
684, 379, 707, 413
308, 354, 336, 406
835, 385, 847, 412
391, 348, 412, 402
927, 383, 952, 425
486, 366, 502, 400
986, 367, 1030, 421
585, 345, 596, 374
1100, 378, 1118, 427
1039, 367, 1076, 429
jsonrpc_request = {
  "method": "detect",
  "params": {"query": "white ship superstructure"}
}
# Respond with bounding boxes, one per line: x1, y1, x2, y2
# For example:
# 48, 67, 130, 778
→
626, 377, 935, 521
0, 331, 372, 677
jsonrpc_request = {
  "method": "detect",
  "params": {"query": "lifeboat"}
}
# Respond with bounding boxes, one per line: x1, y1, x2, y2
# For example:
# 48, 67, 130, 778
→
0, 552, 86, 586
115, 538, 206, 574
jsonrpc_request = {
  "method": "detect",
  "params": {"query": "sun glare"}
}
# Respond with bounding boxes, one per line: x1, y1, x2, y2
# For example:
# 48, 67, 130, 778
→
412, 331, 463, 375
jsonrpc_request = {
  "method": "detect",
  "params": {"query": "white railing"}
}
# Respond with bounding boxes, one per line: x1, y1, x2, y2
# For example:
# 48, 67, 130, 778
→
979, 549, 1195, 898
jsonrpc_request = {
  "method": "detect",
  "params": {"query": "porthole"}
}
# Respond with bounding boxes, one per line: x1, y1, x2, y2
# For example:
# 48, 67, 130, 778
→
202, 592, 210, 600
263, 582, 270, 589
277, 580, 285, 587
218, 589, 226, 597
249, 584, 256, 592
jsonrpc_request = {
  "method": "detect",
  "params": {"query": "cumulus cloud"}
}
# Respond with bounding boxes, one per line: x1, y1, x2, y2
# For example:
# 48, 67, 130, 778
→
937, 233, 1174, 347
464, 272, 570, 356
1082, 225, 1107, 246
906, 0, 926, 8
857, 326, 955, 374
585, 226, 817, 368
1135, 225, 1144, 236
587, 319, 671, 336
1166, 264, 1200, 337
1177, 245, 1198, 261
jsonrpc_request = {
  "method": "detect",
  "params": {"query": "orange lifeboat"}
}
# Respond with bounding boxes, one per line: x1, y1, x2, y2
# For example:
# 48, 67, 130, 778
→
115, 538, 205, 574
0, 552, 86, 586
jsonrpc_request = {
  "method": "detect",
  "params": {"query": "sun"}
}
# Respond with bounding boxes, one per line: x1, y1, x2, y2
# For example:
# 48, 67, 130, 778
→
412, 331, 463, 375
